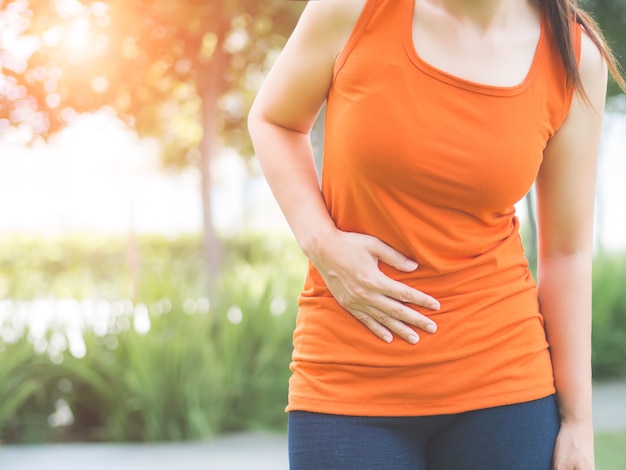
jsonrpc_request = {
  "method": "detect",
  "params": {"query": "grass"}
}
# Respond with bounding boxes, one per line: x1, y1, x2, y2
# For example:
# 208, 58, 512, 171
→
595, 430, 626, 470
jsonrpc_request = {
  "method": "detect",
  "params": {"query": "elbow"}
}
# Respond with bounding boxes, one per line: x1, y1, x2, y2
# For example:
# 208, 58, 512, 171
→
247, 102, 276, 158
247, 101, 263, 142
537, 247, 593, 268
537, 236, 594, 260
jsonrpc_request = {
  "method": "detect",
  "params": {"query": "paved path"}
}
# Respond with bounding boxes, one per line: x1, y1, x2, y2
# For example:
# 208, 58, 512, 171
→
0, 433, 288, 470
592, 380, 626, 433
0, 381, 624, 470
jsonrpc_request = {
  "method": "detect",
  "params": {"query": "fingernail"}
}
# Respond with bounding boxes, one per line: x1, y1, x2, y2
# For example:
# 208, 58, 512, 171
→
408, 334, 419, 344
383, 334, 393, 343
431, 301, 440, 310
405, 260, 418, 270
426, 323, 437, 333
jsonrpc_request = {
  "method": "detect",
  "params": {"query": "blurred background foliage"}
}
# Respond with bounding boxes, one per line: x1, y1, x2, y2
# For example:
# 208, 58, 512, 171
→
582, 0, 626, 98
0, 0, 625, 448
0, 234, 307, 443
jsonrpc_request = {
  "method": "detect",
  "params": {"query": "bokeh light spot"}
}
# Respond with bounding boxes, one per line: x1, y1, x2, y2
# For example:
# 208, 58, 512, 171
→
46, 93, 61, 108
91, 76, 109, 93
227, 306, 243, 325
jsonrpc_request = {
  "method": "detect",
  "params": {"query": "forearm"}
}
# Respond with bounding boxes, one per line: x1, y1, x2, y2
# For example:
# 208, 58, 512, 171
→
537, 250, 593, 424
248, 119, 337, 258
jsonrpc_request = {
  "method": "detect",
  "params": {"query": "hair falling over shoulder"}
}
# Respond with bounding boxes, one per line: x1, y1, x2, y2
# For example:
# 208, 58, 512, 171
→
542, 0, 626, 97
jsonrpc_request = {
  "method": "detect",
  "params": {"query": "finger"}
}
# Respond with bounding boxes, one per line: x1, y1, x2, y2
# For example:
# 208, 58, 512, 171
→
351, 307, 421, 344
350, 308, 395, 343
374, 295, 437, 334
367, 238, 419, 272
378, 276, 440, 311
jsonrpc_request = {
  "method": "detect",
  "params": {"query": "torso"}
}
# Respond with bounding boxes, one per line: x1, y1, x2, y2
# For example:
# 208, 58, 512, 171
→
288, 0, 580, 417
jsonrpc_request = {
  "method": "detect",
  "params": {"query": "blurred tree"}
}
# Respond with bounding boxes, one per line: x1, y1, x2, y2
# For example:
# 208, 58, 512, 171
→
583, 0, 626, 99
0, 0, 302, 285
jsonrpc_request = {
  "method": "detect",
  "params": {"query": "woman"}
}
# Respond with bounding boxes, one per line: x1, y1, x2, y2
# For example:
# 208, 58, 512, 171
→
248, 0, 625, 468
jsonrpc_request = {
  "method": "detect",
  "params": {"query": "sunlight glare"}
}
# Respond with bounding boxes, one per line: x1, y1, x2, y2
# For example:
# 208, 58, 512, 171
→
42, 26, 63, 47
91, 1, 108, 17
54, 0, 86, 19
0, 3, 40, 73
64, 18, 91, 53
91, 76, 109, 93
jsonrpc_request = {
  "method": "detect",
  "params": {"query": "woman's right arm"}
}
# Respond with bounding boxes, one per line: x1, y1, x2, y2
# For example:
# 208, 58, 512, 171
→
247, 0, 439, 344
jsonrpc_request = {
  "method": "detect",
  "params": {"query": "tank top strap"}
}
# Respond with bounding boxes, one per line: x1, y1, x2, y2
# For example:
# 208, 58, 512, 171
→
332, 0, 404, 82
541, 14, 582, 131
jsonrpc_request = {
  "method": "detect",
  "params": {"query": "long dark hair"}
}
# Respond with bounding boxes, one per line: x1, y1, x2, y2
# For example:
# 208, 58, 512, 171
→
542, 0, 626, 98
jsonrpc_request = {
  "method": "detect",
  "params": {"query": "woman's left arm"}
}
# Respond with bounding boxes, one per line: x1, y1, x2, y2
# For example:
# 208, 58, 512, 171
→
535, 32, 608, 470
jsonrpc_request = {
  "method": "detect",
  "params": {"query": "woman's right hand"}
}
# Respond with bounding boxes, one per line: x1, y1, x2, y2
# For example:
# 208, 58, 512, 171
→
308, 229, 440, 344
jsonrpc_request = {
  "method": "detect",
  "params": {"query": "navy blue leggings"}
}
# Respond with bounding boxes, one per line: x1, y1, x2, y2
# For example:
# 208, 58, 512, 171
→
289, 395, 560, 470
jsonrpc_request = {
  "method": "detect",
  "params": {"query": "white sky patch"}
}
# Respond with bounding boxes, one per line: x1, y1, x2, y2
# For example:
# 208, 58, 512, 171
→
0, 109, 622, 248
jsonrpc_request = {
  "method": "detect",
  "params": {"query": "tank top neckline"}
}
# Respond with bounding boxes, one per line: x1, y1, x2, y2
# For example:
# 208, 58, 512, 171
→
401, 0, 547, 96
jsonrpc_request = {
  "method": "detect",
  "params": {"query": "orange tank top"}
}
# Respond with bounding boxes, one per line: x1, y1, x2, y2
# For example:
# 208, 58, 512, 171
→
287, 0, 582, 416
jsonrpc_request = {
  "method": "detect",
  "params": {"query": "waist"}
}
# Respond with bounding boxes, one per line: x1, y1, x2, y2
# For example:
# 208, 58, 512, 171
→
295, 272, 543, 366
290, 277, 554, 416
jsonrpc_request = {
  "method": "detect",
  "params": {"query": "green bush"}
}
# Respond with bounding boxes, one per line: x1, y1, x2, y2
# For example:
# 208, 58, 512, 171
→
0, 233, 305, 443
0, 235, 132, 299
0, 337, 47, 441
59, 270, 300, 442
592, 254, 626, 380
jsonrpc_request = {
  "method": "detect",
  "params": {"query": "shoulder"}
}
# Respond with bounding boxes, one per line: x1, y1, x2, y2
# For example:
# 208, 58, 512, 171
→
296, 0, 367, 48
248, 0, 369, 132
577, 27, 608, 100
299, 0, 367, 23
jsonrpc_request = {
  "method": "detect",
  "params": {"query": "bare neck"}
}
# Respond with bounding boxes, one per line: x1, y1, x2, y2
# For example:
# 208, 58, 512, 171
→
424, 0, 537, 31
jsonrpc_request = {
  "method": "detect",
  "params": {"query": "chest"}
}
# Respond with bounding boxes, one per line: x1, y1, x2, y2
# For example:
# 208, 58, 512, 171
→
324, 64, 552, 216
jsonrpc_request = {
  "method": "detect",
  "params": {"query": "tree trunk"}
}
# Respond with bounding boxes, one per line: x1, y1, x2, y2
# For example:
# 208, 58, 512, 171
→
198, 33, 229, 288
